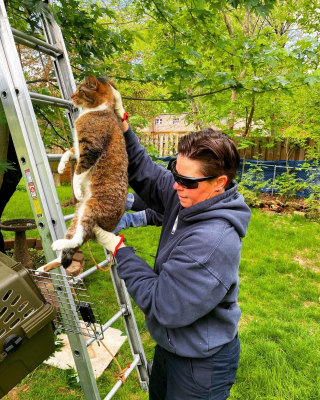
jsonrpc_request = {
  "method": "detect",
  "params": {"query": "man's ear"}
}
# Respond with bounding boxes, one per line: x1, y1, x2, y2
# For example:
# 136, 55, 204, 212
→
85, 75, 98, 90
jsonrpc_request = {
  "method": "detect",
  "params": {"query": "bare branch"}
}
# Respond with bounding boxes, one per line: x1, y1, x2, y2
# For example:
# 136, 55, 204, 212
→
221, 6, 233, 39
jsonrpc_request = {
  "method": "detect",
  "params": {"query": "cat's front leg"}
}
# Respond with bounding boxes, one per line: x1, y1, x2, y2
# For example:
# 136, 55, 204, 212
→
58, 148, 74, 174
73, 169, 91, 200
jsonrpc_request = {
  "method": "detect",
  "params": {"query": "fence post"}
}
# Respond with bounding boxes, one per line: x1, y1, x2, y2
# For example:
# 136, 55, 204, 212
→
175, 134, 179, 154
164, 134, 168, 156
272, 165, 276, 196
159, 135, 164, 157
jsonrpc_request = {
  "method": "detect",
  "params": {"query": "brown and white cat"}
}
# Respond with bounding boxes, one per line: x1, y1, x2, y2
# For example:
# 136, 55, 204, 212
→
39, 76, 128, 272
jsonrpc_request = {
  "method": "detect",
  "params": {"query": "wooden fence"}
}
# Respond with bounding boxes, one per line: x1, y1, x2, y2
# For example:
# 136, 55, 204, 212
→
139, 134, 314, 161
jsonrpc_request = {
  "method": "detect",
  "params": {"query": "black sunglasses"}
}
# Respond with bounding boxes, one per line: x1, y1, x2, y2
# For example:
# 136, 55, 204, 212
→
167, 158, 218, 189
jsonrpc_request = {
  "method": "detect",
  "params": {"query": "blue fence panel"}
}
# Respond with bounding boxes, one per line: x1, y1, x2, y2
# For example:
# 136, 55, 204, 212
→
237, 159, 320, 198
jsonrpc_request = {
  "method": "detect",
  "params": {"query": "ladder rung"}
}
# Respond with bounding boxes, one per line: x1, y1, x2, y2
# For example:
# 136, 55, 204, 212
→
48, 154, 76, 163
47, 154, 62, 161
64, 213, 75, 221
12, 27, 63, 56
86, 307, 127, 347
104, 355, 141, 400
29, 92, 74, 108
75, 258, 110, 281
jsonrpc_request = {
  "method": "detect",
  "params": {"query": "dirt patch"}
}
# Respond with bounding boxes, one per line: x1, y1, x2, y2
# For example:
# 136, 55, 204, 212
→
4, 384, 29, 399
249, 193, 314, 217
292, 255, 320, 273
239, 315, 254, 329
303, 301, 318, 308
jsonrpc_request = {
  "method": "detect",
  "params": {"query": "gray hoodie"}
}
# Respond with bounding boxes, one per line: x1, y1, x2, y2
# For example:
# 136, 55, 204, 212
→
116, 126, 251, 358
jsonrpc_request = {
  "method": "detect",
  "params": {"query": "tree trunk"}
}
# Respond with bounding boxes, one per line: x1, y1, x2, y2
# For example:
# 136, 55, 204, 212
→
223, 7, 251, 132
0, 101, 10, 189
227, 68, 247, 131
243, 96, 255, 137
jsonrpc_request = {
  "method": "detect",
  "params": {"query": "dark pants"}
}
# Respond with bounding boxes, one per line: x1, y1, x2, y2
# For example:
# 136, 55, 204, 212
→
149, 335, 240, 400
0, 135, 22, 254
0, 180, 20, 253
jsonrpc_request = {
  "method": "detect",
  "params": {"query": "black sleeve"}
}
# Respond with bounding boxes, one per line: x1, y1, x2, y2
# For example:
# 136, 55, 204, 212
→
145, 209, 163, 227
131, 193, 149, 212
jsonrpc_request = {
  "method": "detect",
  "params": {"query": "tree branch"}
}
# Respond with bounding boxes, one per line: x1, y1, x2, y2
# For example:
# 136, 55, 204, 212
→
122, 87, 232, 101
26, 78, 57, 84
35, 107, 69, 143
221, 6, 234, 38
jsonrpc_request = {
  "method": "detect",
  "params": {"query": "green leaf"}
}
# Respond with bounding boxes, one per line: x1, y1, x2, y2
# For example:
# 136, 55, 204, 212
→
185, 47, 202, 59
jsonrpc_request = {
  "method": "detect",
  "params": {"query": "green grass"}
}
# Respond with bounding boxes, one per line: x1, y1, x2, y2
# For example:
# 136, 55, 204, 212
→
2, 185, 320, 399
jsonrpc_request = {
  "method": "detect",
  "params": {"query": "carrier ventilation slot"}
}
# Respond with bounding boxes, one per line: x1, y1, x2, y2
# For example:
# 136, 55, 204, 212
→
9, 318, 21, 329
17, 301, 28, 312
2, 290, 13, 301
11, 295, 21, 306
23, 308, 34, 318
3, 312, 14, 324
0, 307, 7, 319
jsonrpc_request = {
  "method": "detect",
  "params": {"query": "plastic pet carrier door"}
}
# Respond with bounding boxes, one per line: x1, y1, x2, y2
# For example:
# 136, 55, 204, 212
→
0, 252, 56, 398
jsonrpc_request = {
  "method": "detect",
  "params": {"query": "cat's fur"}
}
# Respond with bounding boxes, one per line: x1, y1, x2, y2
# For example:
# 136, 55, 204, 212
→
39, 76, 128, 271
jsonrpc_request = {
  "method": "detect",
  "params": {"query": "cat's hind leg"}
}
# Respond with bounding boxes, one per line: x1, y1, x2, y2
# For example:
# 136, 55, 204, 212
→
51, 199, 86, 251
36, 255, 62, 273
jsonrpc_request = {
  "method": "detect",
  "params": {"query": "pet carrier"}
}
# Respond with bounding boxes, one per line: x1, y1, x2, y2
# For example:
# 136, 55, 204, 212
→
0, 252, 56, 398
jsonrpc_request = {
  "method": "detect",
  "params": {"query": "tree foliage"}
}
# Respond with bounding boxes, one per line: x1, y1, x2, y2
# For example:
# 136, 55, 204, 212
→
4, 0, 320, 159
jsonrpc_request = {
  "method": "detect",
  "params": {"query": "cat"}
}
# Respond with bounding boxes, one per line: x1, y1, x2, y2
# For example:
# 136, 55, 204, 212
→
38, 75, 128, 272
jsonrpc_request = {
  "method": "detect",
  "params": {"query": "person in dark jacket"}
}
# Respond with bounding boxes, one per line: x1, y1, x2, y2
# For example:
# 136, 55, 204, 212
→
94, 92, 251, 400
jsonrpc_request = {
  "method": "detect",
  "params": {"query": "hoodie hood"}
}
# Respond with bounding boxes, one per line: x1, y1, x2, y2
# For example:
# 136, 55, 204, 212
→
179, 181, 251, 238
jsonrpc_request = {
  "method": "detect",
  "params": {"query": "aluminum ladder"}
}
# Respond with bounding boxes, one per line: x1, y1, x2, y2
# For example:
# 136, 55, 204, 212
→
0, 1, 149, 398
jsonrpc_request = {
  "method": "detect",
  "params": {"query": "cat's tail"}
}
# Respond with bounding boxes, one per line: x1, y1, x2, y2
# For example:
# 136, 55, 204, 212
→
61, 247, 79, 269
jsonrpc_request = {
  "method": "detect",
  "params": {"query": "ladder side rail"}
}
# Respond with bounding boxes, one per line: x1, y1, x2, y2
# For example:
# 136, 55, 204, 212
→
107, 257, 149, 391
41, 11, 78, 113
0, 33, 63, 252
50, 272, 102, 400
0, 3, 66, 248
41, 9, 79, 187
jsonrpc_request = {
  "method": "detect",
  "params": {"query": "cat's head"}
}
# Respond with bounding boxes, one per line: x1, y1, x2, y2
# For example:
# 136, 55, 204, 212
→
71, 76, 115, 109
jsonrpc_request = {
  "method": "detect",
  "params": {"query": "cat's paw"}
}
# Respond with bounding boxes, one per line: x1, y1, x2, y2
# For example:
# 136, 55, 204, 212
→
35, 265, 46, 274
74, 187, 83, 200
52, 239, 71, 251
58, 161, 67, 174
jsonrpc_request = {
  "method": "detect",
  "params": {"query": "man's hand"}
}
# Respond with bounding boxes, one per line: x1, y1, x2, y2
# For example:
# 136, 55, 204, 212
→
93, 226, 125, 256
110, 86, 129, 121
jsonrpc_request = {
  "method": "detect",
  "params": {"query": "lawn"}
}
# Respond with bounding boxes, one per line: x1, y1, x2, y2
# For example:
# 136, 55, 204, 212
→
2, 183, 320, 400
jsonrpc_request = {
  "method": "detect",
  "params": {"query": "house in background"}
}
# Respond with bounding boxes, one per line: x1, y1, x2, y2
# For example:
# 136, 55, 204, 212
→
141, 113, 198, 135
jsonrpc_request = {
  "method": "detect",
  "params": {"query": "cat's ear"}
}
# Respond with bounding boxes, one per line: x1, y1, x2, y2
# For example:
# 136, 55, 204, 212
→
85, 76, 98, 90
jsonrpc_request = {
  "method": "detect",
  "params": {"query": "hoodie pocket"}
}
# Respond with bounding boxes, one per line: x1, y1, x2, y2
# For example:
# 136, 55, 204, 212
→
166, 328, 175, 350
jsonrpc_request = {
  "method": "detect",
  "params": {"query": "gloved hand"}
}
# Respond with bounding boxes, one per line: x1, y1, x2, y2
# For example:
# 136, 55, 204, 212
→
110, 86, 129, 121
93, 226, 125, 256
